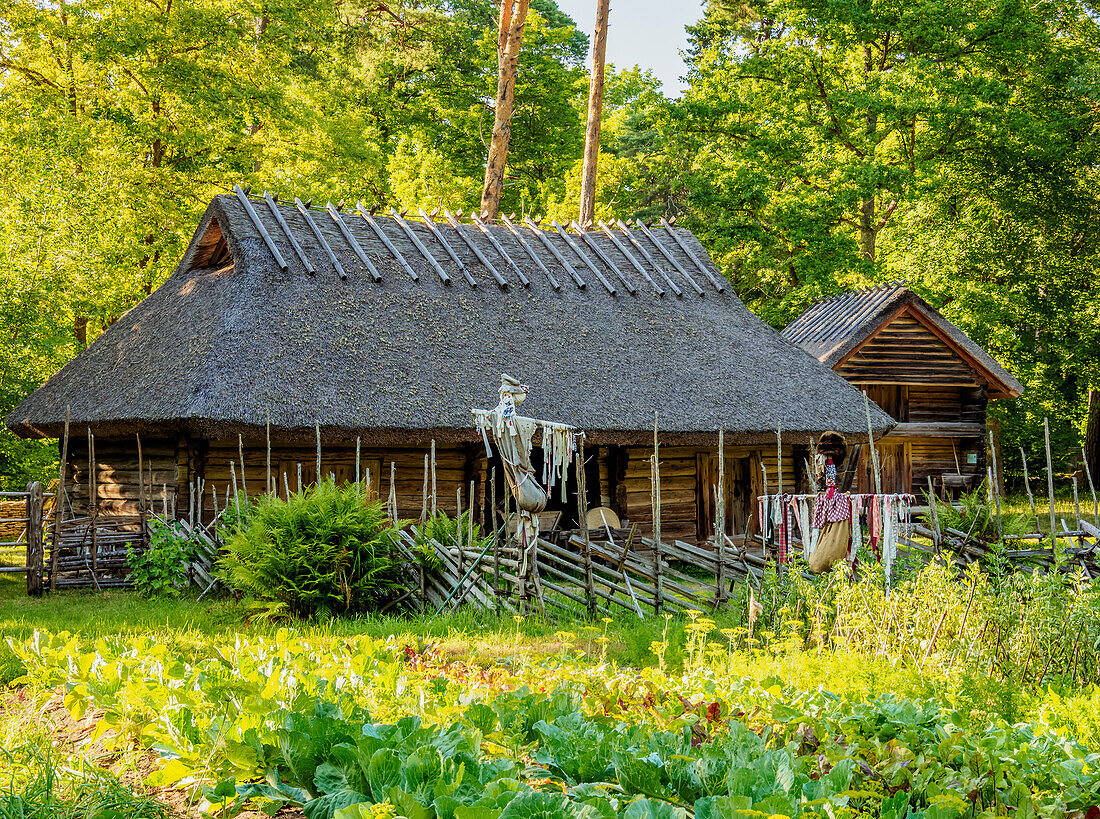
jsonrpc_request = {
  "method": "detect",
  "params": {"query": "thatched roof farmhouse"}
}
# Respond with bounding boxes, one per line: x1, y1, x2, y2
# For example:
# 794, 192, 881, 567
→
8, 190, 893, 543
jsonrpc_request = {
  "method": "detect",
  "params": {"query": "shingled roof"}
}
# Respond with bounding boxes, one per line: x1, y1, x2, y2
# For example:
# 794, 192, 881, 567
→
782, 284, 1023, 399
7, 190, 894, 445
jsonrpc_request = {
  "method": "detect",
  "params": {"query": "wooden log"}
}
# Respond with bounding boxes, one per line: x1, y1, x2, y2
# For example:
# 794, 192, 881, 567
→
578, 0, 610, 227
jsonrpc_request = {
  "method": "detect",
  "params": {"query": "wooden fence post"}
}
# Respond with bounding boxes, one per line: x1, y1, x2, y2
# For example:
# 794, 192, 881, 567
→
576, 438, 596, 618
1045, 417, 1056, 548
26, 481, 43, 596
715, 429, 725, 608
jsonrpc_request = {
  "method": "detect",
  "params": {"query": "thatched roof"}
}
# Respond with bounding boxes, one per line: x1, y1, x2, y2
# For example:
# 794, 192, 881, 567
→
782, 284, 1023, 399
7, 192, 894, 445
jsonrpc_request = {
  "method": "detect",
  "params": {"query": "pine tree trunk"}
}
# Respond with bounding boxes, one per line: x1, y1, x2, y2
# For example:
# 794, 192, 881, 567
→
579, 0, 611, 228
480, 0, 530, 220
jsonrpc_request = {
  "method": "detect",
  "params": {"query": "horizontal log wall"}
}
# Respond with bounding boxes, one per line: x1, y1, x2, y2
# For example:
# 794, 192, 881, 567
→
198, 440, 480, 525
622, 444, 801, 543
65, 437, 178, 517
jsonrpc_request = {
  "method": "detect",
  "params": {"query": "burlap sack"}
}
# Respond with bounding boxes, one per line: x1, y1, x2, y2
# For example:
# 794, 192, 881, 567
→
808, 518, 851, 574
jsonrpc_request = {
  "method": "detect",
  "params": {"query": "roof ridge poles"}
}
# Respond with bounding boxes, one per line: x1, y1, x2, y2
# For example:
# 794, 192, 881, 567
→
659, 218, 724, 292
356, 202, 418, 281
390, 208, 451, 284
523, 216, 586, 289
470, 213, 530, 287
597, 219, 664, 296
444, 211, 508, 289
499, 214, 560, 290
418, 209, 476, 287
613, 219, 683, 297
633, 219, 705, 295
551, 220, 616, 294
295, 198, 346, 279
572, 220, 636, 295
233, 185, 288, 270
326, 203, 381, 281
263, 192, 315, 275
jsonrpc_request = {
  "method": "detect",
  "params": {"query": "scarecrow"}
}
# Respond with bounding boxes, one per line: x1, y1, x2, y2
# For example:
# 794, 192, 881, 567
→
808, 432, 851, 574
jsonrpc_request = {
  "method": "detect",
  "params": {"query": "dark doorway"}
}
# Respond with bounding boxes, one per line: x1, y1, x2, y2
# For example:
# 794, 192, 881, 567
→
484, 442, 598, 532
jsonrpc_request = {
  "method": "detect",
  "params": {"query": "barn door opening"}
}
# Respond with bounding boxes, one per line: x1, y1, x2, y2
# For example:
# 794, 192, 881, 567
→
485, 442, 596, 533
697, 453, 752, 543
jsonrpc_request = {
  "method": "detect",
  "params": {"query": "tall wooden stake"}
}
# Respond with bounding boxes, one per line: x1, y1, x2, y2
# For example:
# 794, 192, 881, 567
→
88, 430, 97, 578
864, 391, 882, 494
988, 430, 1002, 540
315, 422, 322, 486
1083, 446, 1099, 526
715, 429, 725, 607
1020, 446, 1040, 532
355, 437, 362, 485
926, 477, 942, 554
51, 408, 70, 592
651, 413, 663, 614
576, 438, 596, 617
1045, 417, 1056, 548
579, 0, 611, 227
490, 467, 500, 594
1073, 476, 1081, 536
421, 453, 429, 521
430, 439, 437, 514
266, 412, 272, 495
238, 434, 248, 502
480, 0, 531, 219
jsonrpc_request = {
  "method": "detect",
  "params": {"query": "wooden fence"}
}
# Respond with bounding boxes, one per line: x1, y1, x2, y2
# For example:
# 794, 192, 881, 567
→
0, 482, 50, 596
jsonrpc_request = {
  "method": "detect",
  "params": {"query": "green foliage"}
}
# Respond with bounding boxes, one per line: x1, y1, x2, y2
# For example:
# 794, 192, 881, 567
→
0, 744, 165, 819
219, 479, 411, 618
14, 623, 1100, 819
925, 483, 1032, 540
125, 519, 198, 598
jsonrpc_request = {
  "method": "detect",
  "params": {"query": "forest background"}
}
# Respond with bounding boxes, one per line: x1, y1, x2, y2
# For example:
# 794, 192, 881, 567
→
1, 0, 1098, 490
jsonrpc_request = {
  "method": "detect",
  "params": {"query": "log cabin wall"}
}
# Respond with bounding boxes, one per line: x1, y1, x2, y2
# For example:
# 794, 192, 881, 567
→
198, 439, 483, 525
620, 444, 804, 544
64, 437, 179, 518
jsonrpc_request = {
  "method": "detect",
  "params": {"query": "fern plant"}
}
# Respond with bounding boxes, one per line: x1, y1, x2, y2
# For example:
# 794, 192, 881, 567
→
218, 479, 412, 618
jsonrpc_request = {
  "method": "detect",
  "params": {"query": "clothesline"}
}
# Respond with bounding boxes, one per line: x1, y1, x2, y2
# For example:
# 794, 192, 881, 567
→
757, 491, 916, 586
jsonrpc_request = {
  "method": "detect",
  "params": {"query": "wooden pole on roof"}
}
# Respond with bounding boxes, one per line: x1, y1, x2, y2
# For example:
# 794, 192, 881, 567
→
480, 0, 531, 219
578, 0, 611, 228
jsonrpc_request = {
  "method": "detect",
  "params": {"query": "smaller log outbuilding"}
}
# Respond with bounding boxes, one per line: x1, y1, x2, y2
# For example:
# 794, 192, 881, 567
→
782, 284, 1023, 496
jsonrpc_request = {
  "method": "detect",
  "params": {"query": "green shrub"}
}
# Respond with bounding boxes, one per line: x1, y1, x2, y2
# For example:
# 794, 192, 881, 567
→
126, 519, 197, 597
218, 479, 411, 618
